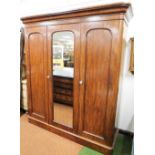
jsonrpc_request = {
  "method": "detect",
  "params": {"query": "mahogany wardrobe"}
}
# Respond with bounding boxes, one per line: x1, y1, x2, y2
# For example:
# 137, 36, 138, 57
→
21, 3, 132, 155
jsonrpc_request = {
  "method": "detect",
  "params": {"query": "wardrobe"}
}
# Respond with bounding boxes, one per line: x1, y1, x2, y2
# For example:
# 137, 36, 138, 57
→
21, 3, 132, 155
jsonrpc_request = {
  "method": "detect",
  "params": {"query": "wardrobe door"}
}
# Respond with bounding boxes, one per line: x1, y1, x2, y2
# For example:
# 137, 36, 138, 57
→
25, 26, 48, 122
79, 20, 123, 145
47, 24, 80, 132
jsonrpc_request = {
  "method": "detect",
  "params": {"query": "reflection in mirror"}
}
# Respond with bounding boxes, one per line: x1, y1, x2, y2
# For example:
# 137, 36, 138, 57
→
52, 31, 74, 128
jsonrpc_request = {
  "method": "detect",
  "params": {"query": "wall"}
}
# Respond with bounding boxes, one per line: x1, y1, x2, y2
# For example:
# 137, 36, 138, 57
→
116, 17, 134, 132
20, 0, 131, 17
20, 0, 134, 132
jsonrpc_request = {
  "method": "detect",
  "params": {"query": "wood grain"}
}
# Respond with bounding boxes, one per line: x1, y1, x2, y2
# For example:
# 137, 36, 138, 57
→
21, 3, 132, 24
22, 3, 132, 155
25, 26, 48, 122
80, 27, 112, 142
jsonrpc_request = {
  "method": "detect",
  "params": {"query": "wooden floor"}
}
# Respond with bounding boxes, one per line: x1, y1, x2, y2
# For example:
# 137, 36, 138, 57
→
20, 114, 83, 155
54, 103, 73, 127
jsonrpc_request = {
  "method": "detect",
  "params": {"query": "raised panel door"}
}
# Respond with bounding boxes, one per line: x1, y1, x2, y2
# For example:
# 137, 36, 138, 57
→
79, 20, 123, 145
25, 26, 48, 122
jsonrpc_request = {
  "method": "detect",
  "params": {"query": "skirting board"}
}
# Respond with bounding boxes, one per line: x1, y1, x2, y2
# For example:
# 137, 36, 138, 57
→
28, 116, 118, 155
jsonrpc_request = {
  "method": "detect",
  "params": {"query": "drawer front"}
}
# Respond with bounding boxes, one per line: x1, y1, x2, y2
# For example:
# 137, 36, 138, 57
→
54, 93, 73, 105
53, 81, 73, 90
54, 87, 73, 96
53, 76, 73, 84
53, 76, 73, 105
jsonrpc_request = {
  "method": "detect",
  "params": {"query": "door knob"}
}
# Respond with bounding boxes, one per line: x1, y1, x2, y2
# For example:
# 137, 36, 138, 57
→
46, 75, 51, 79
79, 80, 83, 85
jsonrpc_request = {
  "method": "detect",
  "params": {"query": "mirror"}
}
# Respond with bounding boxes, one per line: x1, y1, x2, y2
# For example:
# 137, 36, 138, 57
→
52, 31, 74, 128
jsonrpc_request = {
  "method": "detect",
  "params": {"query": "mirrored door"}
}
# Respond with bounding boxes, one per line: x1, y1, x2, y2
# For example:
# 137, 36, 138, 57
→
47, 24, 80, 130
53, 31, 74, 128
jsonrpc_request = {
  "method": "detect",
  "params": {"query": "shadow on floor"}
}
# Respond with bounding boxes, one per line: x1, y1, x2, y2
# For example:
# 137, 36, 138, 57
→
20, 108, 26, 116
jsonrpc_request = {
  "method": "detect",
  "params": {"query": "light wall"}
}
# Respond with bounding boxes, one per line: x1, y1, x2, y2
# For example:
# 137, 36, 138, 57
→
20, 0, 134, 132
116, 17, 134, 132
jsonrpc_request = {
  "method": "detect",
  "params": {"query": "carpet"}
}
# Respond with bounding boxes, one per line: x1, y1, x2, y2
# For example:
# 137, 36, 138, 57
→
21, 113, 133, 155
20, 114, 83, 155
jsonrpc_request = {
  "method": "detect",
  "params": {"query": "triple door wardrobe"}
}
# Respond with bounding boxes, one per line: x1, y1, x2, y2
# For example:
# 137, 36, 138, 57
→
21, 3, 132, 155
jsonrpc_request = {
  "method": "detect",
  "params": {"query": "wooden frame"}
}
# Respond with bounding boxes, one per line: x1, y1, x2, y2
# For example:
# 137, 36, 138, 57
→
21, 3, 133, 155
47, 24, 81, 133
129, 37, 134, 73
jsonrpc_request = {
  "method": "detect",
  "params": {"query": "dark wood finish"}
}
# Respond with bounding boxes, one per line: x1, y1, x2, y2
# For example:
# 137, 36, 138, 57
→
54, 93, 73, 104
25, 26, 48, 122
79, 20, 125, 147
21, 3, 132, 155
53, 76, 73, 105
79, 21, 113, 144
53, 76, 73, 84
